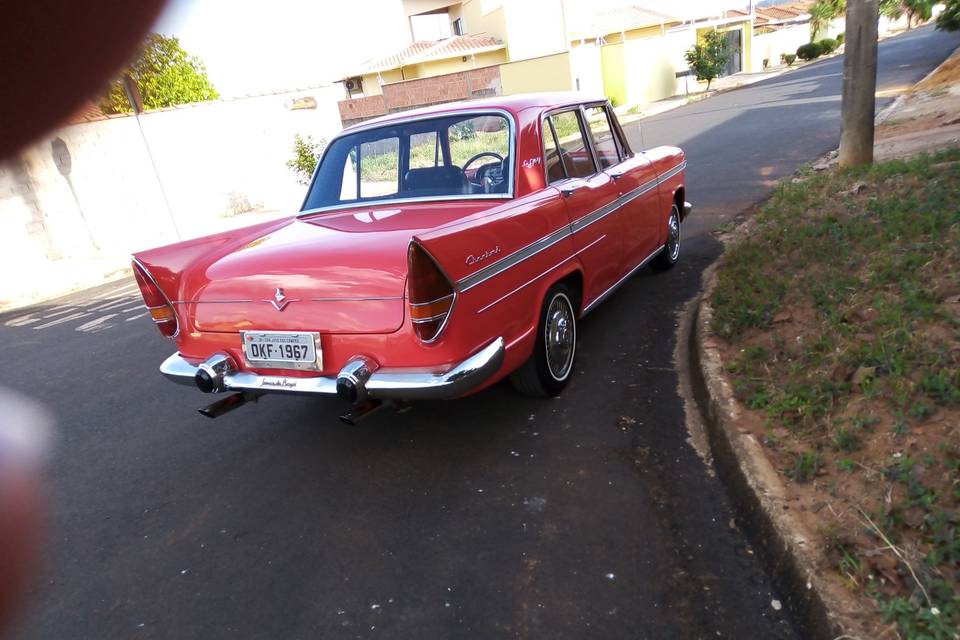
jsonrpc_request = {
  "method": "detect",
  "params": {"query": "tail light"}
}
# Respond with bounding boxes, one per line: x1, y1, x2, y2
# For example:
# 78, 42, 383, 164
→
407, 242, 455, 342
132, 259, 179, 339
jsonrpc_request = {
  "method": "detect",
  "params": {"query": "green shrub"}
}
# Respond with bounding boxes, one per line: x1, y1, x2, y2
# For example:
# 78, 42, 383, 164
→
836, 32, 845, 45
797, 42, 823, 60
819, 38, 839, 54
783, 53, 797, 66
286, 134, 326, 185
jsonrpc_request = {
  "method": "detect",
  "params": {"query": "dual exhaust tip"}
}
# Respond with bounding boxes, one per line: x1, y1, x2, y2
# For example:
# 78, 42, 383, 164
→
193, 352, 384, 423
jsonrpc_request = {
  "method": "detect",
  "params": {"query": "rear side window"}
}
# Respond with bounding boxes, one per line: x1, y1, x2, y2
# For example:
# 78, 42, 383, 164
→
359, 138, 399, 199
584, 105, 621, 170
542, 119, 566, 184
548, 110, 595, 179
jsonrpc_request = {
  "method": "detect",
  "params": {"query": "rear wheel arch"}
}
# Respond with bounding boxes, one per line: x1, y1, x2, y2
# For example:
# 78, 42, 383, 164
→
673, 186, 685, 213
554, 270, 584, 316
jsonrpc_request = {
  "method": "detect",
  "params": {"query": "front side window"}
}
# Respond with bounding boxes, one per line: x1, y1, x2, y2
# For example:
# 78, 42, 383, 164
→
584, 105, 621, 170
302, 113, 512, 211
547, 110, 595, 179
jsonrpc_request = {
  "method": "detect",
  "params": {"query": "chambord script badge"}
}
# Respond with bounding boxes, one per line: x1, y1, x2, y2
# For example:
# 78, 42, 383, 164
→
465, 245, 502, 266
264, 287, 299, 311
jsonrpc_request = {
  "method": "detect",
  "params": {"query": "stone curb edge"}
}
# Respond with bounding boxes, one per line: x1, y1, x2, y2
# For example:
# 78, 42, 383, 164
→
686, 263, 864, 639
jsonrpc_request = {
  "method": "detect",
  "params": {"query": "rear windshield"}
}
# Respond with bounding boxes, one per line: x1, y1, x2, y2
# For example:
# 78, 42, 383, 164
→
302, 112, 513, 211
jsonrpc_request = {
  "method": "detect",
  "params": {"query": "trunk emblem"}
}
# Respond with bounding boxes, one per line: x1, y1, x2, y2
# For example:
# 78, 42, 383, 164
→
264, 287, 299, 312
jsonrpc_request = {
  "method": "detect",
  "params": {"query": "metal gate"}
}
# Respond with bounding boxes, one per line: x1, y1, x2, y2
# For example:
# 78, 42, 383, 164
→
724, 28, 742, 76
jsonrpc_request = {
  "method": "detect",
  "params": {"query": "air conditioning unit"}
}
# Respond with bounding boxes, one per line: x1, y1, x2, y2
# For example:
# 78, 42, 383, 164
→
345, 77, 363, 95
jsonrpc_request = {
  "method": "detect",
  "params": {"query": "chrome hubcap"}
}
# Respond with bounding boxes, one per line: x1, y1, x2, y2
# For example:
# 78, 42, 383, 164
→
544, 294, 575, 381
667, 210, 680, 261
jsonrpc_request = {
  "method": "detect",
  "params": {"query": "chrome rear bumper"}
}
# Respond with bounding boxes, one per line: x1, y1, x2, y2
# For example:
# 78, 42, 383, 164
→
160, 337, 505, 402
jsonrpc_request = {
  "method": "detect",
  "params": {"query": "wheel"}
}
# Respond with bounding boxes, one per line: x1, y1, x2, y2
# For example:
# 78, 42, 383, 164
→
510, 284, 578, 397
652, 203, 681, 271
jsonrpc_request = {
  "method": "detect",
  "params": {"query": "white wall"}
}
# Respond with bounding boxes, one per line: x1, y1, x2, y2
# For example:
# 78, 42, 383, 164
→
0, 86, 343, 303
570, 42, 604, 96
752, 24, 811, 70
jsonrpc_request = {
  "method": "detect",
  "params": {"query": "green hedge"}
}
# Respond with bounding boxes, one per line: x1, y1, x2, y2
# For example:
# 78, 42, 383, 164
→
797, 42, 823, 60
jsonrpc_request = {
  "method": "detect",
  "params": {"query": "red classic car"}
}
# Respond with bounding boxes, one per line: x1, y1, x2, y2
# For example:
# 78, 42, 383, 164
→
133, 93, 690, 423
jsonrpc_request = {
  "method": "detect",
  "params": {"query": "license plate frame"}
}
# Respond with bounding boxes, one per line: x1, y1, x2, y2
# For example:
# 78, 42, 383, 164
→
241, 330, 322, 371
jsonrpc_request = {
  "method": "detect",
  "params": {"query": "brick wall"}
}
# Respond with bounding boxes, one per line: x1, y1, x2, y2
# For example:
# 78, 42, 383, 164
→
337, 94, 387, 125
338, 66, 502, 127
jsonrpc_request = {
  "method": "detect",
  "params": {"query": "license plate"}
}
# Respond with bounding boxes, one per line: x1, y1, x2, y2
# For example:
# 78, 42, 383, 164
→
241, 331, 322, 371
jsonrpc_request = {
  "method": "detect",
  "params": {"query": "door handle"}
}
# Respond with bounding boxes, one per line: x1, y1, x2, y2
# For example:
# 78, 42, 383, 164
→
560, 183, 586, 198
609, 171, 625, 181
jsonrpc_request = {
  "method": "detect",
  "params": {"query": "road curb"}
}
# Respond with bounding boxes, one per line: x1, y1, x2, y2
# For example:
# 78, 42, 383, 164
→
685, 264, 867, 639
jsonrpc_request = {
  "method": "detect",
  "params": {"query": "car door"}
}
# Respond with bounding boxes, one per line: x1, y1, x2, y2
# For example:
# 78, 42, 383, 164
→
542, 108, 624, 303
582, 103, 661, 271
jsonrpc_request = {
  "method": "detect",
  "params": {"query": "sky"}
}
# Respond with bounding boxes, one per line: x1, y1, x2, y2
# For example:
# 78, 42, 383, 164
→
154, 0, 751, 98
154, 0, 412, 97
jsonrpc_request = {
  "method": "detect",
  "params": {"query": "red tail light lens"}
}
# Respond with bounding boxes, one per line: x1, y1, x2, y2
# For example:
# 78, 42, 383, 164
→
408, 243, 455, 342
132, 259, 179, 339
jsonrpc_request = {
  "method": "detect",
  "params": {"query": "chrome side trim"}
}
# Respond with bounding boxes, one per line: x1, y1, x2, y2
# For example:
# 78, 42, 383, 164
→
172, 300, 253, 305
410, 294, 453, 308
459, 224, 573, 292
173, 296, 402, 305
457, 162, 682, 293
583, 246, 664, 314
568, 176, 658, 235
476, 234, 606, 314
657, 161, 686, 184
159, 337, 505, 401
299, 194, 513, 218
411, 312, 449, 324
311, 296, 404, 302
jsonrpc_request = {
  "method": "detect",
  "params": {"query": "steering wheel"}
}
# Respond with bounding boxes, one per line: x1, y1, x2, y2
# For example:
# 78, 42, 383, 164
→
462, 152, 504, 179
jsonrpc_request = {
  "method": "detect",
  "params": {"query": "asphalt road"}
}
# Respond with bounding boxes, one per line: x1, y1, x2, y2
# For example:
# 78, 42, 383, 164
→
3, 26, 957, 640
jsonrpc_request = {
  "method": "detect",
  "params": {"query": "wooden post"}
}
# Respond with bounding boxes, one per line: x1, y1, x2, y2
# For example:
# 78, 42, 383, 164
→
839, 0, 880, 167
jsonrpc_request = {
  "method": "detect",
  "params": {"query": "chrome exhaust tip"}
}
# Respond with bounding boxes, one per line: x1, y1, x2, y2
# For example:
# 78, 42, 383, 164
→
195, 353, 235, 393
198, 392, 250, 419
338, 399, 383, 426
336, 357, 378, 404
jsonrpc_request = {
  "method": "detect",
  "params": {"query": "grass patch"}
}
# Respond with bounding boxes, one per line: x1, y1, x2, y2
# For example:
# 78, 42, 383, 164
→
712, 149, 960, 638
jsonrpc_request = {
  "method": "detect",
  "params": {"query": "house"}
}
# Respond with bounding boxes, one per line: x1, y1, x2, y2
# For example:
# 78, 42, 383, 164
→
569, 4, 755, 108
338, 0, 574, 125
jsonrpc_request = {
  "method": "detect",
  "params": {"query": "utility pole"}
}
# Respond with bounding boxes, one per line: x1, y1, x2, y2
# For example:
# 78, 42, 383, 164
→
838, 0, 880, 167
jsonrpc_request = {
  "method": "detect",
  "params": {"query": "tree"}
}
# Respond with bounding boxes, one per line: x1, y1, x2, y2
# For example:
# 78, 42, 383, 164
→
810, 0, 845, 39
937, 0, 960, 30
684, 30, 731, 91
101, 34, 219, 114
880, 0, 934, 28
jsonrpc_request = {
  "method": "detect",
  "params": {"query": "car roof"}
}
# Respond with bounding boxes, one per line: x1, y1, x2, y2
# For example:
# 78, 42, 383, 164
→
341, 92, 609, 133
